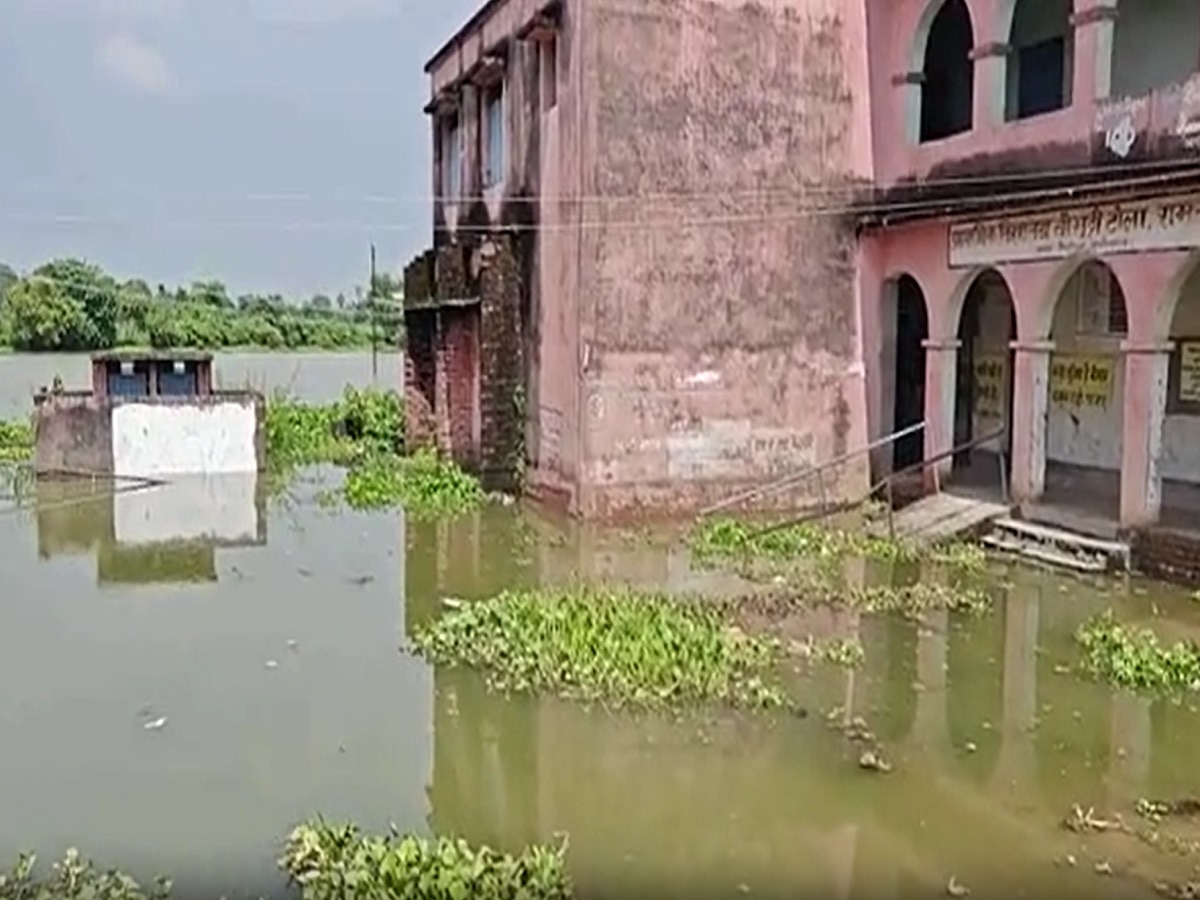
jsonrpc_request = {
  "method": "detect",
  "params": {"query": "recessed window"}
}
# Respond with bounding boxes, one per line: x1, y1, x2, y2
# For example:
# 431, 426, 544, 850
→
1006, 0, 1072, 120
440, 114, 461, 200
483, 83, 505, 188
919, 0, 975, 142
1110, 0, 1200, 98
541, 36, 558, 111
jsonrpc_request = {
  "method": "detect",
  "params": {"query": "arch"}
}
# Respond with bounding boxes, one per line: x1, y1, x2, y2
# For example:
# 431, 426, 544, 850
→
1110, 0, 1200, 100
886, 274, 929, 468
950, 268, 1016, 487
1154, 250, 1200, 525
1038, 258, 1129, 519
918, 0, 976, 143
1153, 248, 1200, 339
1003, 0, 1072, 121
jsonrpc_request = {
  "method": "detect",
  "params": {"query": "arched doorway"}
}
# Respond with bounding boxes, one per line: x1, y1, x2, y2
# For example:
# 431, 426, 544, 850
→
951, 270, 1015, 495
919, 0, 975, 143
892, 275, 929, 469
1040, 260, 1128, 522
1004, 0, 1072, 121
1158, 259, 1200, 528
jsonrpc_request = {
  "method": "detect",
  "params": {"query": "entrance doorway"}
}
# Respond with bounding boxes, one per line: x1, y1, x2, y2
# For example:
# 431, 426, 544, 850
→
893, 275, 929, 469
952, 270, 1015, 489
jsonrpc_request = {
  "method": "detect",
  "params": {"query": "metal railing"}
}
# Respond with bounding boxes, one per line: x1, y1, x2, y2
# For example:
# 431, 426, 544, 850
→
735, 426, 1009, 543
698, 420, 927, 520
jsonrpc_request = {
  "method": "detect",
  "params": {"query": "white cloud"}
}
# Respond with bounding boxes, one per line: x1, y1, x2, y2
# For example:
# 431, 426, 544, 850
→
94, 32, 175, 94
21, 0, 183, 18
244, 0, 397, 23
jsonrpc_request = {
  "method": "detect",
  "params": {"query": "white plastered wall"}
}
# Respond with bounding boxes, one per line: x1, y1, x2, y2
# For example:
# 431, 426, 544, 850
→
969, 277, 1013, 451
111, 402, 258, 479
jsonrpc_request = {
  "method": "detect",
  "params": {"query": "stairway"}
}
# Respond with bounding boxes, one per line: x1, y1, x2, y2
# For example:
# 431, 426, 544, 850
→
981, 517, 1130, 574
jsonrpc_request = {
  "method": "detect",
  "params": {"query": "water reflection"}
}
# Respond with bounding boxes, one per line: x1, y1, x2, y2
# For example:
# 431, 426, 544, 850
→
408, 511, 1200, 899
0, 469, 425, 898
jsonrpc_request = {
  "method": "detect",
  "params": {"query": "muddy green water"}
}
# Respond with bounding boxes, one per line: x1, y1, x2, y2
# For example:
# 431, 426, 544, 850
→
2, 465, 1199, 899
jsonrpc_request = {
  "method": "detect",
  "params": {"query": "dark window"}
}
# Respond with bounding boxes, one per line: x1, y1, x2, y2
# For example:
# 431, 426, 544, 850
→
920, 0, 975, 142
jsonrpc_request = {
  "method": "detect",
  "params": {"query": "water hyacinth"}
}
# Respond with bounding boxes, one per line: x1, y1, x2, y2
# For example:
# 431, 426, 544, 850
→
0, 419, 31, 463
1076, 611, 1200, 693
343, 449, 484, 518
410, 584, 791, 711
281, 821, 572, 900
0, 849, 170, 900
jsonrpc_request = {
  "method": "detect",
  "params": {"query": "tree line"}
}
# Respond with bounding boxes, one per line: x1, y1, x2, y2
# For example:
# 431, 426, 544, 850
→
0, 258, 404, 353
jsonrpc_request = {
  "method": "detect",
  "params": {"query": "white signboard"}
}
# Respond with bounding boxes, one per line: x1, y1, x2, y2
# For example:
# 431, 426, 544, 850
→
949, 193, 1200, 268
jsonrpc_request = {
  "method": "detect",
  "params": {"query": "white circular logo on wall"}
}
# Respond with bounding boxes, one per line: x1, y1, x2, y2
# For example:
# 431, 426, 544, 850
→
1105, 115, 1136, 158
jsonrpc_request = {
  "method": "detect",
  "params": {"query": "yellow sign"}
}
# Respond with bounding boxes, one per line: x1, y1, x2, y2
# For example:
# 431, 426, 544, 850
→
1049, 354, 1115, 410
1180, 342, 1200, 403
973, 353, 1005, 419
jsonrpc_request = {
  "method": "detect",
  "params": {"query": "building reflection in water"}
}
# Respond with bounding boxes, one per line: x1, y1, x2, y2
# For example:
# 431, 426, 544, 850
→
407, 516, 1199, 897
35, 474, 266, 586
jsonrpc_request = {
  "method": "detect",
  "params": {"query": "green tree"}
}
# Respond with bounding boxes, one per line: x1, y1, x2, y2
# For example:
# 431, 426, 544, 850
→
6, 277, 90, 350
30, 259, 119, 348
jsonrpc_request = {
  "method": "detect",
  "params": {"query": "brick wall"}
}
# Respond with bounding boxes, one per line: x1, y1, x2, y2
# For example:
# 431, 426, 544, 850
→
403, 310, 438, 451
478, 235, 525, 492
441, 305, 481, 469
1132, 528, 1200, 586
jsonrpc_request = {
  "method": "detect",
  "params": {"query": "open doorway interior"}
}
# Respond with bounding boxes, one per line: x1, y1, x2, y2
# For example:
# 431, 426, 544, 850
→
893, 275, 929, 470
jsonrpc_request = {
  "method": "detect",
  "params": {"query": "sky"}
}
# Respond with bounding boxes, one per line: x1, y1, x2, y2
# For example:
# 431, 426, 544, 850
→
0, 0, 480, 298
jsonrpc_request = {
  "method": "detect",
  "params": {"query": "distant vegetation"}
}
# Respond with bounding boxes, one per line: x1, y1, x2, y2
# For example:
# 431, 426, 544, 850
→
0, 258, 403, 353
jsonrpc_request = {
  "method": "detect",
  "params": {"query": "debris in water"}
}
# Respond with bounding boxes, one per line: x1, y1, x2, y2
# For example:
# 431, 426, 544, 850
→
297, 567, 313, 577
858, 750, 892, 773
348, 574, 374, 586
143, 717, 167, 731
965, 741, 977, 753
946, 875, 969, 897
1094, 860, 1113, 876
286, 639, 299, 651
442, 597, 466, 610
265, 660, 279, 669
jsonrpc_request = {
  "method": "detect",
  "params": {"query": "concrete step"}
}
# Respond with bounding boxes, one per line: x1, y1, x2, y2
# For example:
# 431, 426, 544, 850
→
878, 492, 1010, 544
990, 516, 1130, 573
981, 533, 1109, 574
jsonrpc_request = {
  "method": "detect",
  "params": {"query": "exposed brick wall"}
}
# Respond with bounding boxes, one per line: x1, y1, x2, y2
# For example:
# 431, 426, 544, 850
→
1132, 528, 1200, 586
441, 305, 481, 469
478, 235, 525, 492
403, 309, 438, 451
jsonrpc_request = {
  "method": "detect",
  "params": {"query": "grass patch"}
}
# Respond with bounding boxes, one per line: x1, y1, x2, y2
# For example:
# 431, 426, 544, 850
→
1076, 611, 1200, 693
0, 419, 31, 463
689, 516, 986, 573
281, 820, 571, 900
410, 584, 791, 711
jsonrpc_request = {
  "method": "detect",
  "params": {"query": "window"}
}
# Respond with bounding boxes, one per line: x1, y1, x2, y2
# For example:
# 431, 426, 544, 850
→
1006, 0, 1072, 120
1110, 0, 1200, 99
440, 115, 461, 200
483, 84, 505, 187
919, 0, 975, 142
541, 36, 557, 111
1074, 263, 1127, 336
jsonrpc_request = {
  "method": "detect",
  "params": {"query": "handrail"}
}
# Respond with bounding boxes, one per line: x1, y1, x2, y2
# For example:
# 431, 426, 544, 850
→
741, 426, 1008, 542
698, 420, 926, 518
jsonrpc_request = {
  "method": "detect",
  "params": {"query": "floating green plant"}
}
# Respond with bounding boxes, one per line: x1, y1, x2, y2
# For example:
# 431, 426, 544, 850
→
342, 449, 484, 518
0, 419, 31, 463
281, 820, 572, 900
264, 385, 404, 471
1076, 611, 1200, 693
0, 849, 170, 900
410, 584, 791, 711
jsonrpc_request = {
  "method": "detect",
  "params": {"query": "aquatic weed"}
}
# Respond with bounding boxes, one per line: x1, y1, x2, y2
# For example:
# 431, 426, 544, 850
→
342, 449, 484, 518
1075, 611, 1200, 693
264, 385, 404, 471
410, 584, 791, 711
814, 636, 865, 668
689, 516, 985, 574
280, 820, 571, 900
0, 418, 31, 463
0, 849, 171, 900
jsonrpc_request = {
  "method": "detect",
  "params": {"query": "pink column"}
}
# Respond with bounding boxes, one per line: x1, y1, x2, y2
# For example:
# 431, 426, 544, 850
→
1119, 341, 1173, 528
1009, 341, 1054, 505
921, 338, 960, 489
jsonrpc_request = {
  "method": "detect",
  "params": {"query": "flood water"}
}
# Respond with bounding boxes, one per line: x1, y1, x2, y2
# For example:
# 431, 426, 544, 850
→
2, 464, 1200, 898
0, 350, 402, 417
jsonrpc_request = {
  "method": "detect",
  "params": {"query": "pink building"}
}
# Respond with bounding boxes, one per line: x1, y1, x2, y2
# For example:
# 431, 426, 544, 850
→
403, 0, 876, 519
860, 0, 1200, 551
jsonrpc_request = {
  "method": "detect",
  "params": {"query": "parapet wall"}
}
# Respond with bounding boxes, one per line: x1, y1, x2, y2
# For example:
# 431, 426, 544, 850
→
33, 393, 265, 478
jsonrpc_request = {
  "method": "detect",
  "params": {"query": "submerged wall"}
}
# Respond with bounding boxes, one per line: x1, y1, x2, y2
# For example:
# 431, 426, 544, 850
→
33, 394, 265, 478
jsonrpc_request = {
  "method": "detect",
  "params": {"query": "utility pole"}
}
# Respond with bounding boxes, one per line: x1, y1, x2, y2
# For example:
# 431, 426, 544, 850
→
369, 243, 379, 383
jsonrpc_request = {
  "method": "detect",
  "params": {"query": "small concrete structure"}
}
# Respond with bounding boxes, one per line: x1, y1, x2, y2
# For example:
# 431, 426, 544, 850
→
33, 351, 265, 479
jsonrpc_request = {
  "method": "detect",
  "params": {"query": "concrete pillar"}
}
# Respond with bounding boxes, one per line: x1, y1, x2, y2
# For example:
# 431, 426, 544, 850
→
1119, 341, 1173, 529
1009, 340, 1054, 504
913, 606, 949, 749
1070, 0, 1118, 104
921, 338, 960, 488
969, 42, 1009, 127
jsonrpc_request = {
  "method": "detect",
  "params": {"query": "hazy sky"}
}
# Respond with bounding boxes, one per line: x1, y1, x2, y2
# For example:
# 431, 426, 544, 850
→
0, 0, 479, 297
